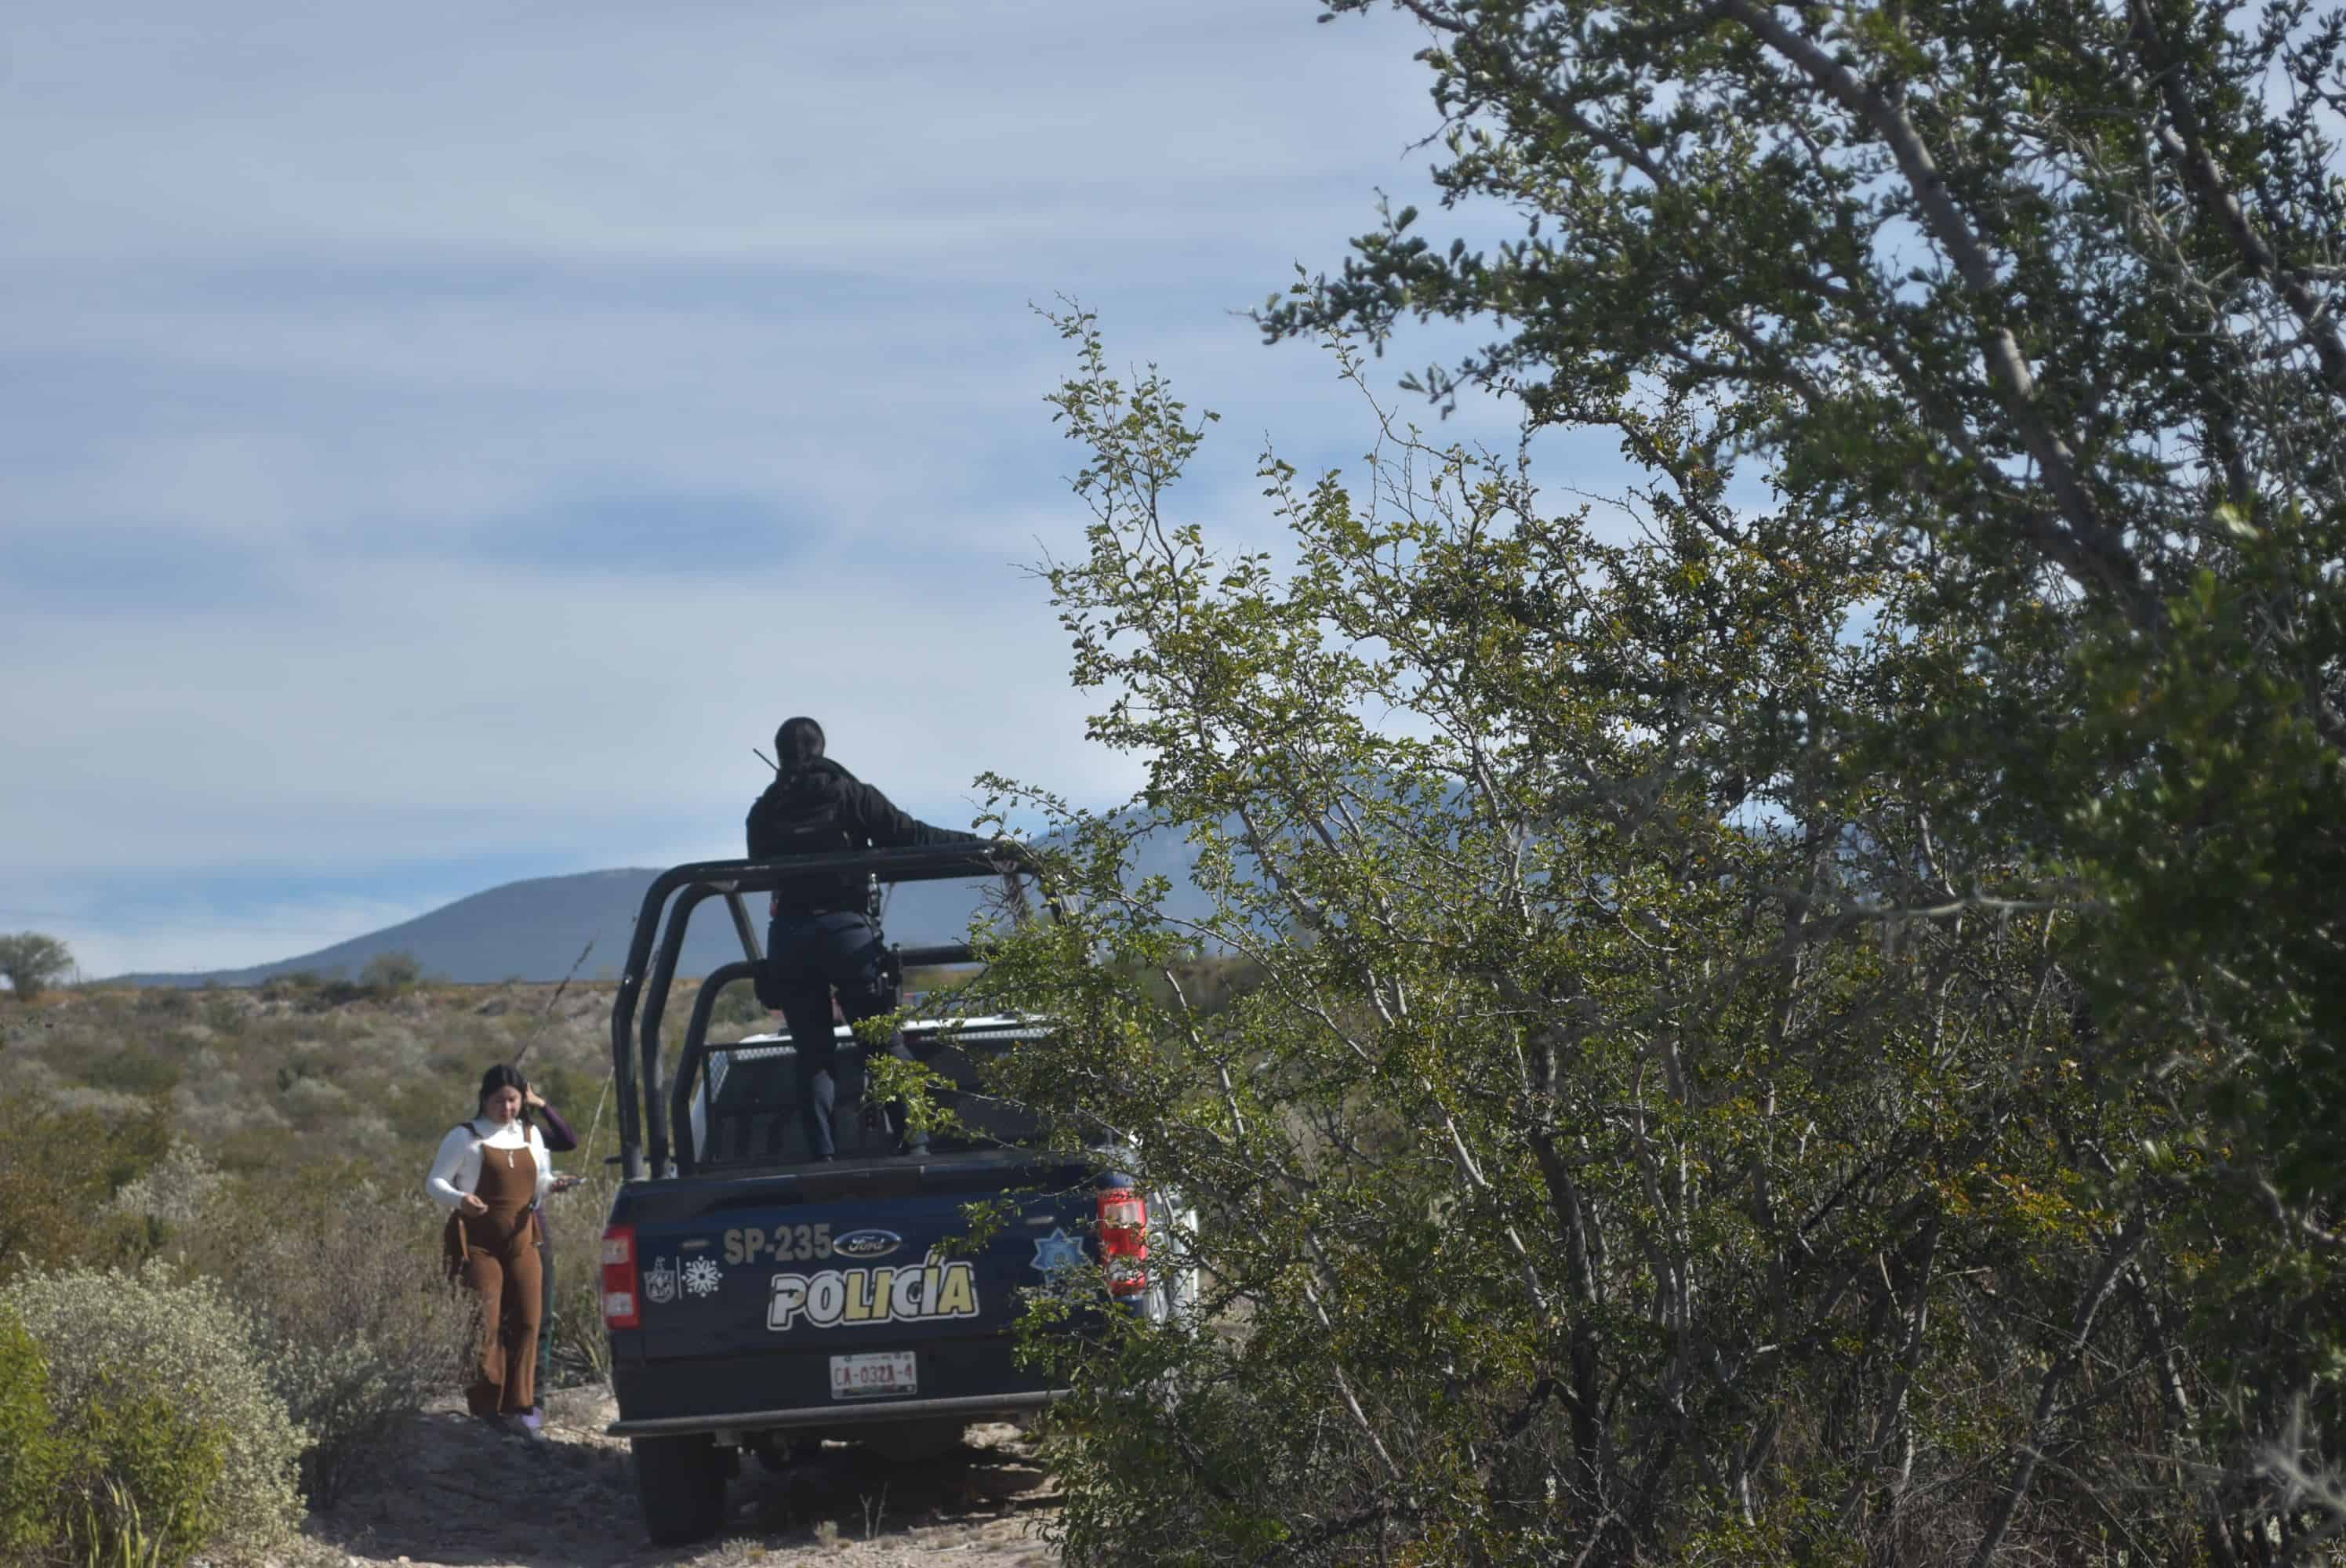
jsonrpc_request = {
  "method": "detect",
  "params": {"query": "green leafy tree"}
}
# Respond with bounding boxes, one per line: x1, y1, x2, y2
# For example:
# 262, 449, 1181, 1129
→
0, 932, 74, 1002
1266, 0, 2346, 1209
970, 311, 2343, 1563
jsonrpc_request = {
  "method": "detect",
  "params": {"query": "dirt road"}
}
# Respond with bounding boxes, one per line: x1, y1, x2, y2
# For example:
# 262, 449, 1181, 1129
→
300, 1388, 1059, 1568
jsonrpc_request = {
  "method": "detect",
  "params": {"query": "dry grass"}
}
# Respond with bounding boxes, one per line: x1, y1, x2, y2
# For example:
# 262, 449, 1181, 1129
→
0, 982, 659, 1517
2, 981, 629, 1182
0, 979, 1072, 1565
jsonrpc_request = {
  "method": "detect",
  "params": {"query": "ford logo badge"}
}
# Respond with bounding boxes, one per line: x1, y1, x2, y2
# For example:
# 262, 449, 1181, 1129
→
833, 1229, 902, 1260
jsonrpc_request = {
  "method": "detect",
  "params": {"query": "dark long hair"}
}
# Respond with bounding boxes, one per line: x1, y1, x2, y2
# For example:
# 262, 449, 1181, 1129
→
476, 1062, 532, 1130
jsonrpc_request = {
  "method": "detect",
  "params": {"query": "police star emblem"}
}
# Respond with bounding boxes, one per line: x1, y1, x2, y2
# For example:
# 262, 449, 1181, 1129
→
1030, 1228, 1086, 1279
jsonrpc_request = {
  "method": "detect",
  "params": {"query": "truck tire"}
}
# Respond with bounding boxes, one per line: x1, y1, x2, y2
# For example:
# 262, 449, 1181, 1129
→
632, 1433, 727, 1545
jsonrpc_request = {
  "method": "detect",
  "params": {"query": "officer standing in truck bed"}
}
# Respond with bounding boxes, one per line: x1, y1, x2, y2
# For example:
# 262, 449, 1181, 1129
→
747, 716, 978, 1160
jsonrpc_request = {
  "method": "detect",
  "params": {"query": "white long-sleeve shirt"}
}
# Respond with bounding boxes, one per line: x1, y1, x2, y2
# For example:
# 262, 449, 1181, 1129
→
426, 1118, 554, 1210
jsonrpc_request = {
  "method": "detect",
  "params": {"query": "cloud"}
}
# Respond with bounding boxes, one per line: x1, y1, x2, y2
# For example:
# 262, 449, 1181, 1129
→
3, 2, 1444, 269
2, 552, 1122, 864
1, 0, 1636, 974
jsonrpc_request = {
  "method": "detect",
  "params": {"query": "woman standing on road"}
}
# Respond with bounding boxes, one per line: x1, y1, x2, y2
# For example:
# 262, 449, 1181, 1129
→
427, 1065, 578, 1431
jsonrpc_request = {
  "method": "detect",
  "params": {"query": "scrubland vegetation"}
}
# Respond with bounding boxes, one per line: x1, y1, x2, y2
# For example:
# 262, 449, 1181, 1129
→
13, 0, 2346, 1560
0, 971, 757, 1565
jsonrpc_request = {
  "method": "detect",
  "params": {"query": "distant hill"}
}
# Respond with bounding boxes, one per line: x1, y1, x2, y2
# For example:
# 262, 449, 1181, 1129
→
118, 829, 1218, 988
116, 866, 1024, 989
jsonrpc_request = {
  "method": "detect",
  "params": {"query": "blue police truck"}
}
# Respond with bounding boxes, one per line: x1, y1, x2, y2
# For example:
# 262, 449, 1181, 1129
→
596, 845, 1178, 1545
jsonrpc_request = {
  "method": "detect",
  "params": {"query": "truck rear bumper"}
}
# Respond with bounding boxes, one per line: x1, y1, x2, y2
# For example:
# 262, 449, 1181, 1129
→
607, 1388, 1065, 1438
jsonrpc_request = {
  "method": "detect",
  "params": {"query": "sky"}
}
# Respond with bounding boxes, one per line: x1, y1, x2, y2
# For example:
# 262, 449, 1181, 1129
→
2, 0, 1602, 979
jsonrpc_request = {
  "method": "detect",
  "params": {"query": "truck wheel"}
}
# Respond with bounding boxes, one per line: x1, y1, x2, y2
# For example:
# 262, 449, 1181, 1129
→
632, 1433, 727, 1545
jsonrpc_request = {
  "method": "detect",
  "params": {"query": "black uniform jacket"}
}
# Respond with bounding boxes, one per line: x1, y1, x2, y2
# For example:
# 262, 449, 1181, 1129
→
746, 758, 979, 914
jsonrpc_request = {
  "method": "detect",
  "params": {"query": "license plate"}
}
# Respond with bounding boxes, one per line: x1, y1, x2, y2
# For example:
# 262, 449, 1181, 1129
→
829, 1351, 917, 1399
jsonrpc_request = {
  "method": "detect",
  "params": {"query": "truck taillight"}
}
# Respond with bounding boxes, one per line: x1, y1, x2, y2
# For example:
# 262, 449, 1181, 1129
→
601, 1224, 640, 1329
1097, 1188, 1149, 1298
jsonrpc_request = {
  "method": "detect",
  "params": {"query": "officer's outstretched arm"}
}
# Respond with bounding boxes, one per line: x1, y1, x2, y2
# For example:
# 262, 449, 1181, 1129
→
852, 780, 979, 848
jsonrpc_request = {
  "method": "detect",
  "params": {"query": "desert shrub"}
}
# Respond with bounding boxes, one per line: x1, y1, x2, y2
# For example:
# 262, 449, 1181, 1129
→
77, 1043, 183, 1098
333, 1109, 399, 1156
550, 1167, 621, 1387
383, 1074, 468, 1145
206, 1120, 300, 1177
107, 1142, 224, 1231
42, 1086, 162, 1123
134, 987, 193, 1018
57, 1379, 230, 1568
0, 1312, 227, 1568
258, 970, 323, 1003
271, 1044, 337, 1089
0, 1309, 64, 1556
0, 1093, 168, 1280
170, 1045, 232, 1102
264, 1334, 440, 1510
358, 951, 423, 997
176, 1177, 467, 1508
0, 1263, 305, 1555
278, 1074, 352, 1129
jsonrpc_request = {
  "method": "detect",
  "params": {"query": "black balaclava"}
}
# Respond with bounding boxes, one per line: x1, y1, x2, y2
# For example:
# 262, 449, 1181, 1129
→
775, 716, 826, 777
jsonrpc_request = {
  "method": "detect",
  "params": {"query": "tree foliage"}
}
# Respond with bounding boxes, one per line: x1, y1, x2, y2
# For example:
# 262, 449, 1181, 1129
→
0, 932, 74, 1003
1264, 0, 2346, 1207
969, 303, 2346, 1563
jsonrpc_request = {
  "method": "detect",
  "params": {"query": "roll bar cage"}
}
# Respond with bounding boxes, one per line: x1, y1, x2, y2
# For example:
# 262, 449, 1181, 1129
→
606, 843, 1047, 1179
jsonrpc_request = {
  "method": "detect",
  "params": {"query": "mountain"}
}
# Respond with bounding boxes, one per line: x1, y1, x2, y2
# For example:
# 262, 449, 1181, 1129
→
116, 866, 1023, 989
118, 828, 1219, 988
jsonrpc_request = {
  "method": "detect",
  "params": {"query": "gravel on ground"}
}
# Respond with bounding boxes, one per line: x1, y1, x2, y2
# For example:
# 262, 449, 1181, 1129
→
290, 1388, 1059, 1568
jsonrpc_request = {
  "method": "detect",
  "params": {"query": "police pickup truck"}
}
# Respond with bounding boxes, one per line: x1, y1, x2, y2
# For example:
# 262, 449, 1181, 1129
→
596, 846, 1174, 1545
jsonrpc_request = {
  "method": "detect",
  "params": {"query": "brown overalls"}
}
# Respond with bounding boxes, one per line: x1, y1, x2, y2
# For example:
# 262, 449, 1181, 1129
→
448, 1128, 543, 1417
